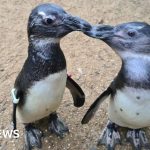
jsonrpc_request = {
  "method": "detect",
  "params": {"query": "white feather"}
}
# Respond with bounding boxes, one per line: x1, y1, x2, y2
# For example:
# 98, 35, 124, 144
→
108, 86, 150, 129
17, 69, 67, 123
32, 38, 60, 47
118, 52, 150, 81
124, 58, 148, 81
118, 51, 150, 60
38, 11, 46, 17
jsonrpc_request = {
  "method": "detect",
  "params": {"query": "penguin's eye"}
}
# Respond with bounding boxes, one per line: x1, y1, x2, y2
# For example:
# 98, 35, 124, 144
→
44, 18, 54, 25
127, 31, 136, 37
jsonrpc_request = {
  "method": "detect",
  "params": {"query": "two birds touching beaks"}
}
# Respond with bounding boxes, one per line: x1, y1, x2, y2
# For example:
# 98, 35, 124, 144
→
12, 3, 150, 150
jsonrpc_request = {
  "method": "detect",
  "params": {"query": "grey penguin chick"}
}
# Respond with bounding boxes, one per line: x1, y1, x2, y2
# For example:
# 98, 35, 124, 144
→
12, 3, 91, 150
82, 22, 150, 150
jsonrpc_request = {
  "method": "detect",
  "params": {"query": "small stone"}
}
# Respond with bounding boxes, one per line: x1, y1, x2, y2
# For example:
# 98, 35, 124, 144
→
98, 19, 104, 24
77, 68, 83, 75
0, 68, 4, 71
120, 108, 123, 112
45, 140, 48, 143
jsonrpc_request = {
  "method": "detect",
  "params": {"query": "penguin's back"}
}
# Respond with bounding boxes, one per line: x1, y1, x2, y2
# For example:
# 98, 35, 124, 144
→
108, 86, 150, 129
17, 69, 67, 123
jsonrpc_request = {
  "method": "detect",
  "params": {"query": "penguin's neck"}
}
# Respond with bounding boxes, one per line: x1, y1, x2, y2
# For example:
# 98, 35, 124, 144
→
29, 37, 61, 60
27, 37, 66, 75
120, 53, 150, 88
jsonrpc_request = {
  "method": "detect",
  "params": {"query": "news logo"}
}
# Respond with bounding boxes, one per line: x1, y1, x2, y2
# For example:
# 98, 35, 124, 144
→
0, 130, 19, 139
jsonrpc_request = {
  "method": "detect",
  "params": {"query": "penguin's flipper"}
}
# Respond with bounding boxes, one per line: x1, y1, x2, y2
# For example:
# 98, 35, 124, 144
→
66, 75, 85, 107
12, 103, 17, 130
11, 88, 22, 130
82, 86, 113, 124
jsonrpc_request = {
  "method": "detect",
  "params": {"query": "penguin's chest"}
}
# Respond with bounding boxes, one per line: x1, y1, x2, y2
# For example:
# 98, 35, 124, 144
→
17, 69, 67, 123
108, 87, 150, 129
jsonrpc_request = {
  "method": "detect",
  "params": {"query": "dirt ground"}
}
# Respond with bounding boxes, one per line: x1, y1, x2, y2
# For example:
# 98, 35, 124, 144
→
1, 0, 150, 150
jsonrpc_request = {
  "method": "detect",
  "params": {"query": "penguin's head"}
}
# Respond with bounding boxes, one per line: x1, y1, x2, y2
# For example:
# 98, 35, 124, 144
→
28, 3, 91, 39
86, 22, 150, 59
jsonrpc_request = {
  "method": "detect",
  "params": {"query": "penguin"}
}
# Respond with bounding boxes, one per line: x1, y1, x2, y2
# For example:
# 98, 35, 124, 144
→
82, 22, 150, 150
12, 3, 91, 150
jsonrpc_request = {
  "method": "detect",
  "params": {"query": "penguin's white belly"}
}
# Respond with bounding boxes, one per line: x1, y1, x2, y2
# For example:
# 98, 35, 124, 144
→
17, 69, 67, 123
108, 87, 150, 129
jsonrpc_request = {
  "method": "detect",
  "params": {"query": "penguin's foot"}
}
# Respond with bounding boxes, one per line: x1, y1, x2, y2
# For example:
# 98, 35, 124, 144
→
24, 124, 43, 150
48, 113, 69, 138
97, 120, 121, 150
126, 129, 150, 150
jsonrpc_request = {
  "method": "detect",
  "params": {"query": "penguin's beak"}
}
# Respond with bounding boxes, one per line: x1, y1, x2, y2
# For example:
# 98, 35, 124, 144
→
63, 14, 92, 32
84, 25, 114, 40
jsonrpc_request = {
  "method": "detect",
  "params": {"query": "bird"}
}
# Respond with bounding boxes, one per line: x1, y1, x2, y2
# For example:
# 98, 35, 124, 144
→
82, 22, 150, 150
11, 3, 91, 150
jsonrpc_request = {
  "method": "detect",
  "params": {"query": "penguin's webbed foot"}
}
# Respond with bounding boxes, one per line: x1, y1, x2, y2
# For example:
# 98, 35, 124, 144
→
126, 129, 150, 150
97, 120, 121, 150
24, 124, 43, 150
48, 113, 69, 138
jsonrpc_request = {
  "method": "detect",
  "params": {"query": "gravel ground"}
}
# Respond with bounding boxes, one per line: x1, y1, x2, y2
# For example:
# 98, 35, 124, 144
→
0, 0, 150, 150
